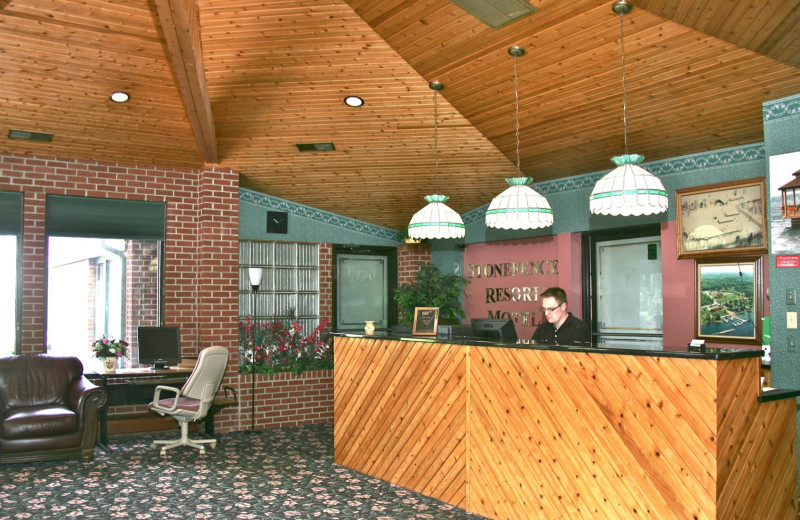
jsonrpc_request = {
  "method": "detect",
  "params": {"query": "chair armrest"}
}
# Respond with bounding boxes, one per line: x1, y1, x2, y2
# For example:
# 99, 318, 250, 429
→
222, 385, 237, 403
151, 385, 182, 412
67, 376, 108, 413
66, 376, 109, 429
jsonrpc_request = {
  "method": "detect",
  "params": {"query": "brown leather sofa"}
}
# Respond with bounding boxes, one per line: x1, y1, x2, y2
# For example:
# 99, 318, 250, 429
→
0, 354, 108, 463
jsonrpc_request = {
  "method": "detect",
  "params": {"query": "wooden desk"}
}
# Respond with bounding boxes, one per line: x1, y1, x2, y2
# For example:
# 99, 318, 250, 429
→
86, 367, 193, 450
334, 334, 799, 520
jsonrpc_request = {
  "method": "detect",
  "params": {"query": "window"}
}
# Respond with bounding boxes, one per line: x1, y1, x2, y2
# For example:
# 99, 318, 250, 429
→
0, 236, 18, 356
45, 195, 165, 369
0, 191, 23, 356
46, 237, 161, 367
584, 225, 663, 350
239, 241, 320, 332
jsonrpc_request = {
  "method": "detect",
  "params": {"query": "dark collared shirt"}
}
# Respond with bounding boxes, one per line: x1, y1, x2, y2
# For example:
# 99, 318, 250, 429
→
531, 313, 591, 346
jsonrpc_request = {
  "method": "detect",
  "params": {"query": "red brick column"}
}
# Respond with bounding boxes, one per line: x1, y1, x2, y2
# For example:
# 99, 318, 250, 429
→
397, 243, 432, 285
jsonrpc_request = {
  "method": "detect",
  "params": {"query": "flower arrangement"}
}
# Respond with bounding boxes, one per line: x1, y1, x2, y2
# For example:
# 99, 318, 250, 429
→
92, 335, 129, 358
239, 315, 332, 375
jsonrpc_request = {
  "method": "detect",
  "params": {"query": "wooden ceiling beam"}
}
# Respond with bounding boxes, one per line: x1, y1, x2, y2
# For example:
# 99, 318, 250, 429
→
153, 0, 217, 163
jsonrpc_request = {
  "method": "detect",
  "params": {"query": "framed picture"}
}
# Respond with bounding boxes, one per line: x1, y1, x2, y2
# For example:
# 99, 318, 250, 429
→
695, 257, 762, 345
412, 307, 439, 336
676, 177, 767, 259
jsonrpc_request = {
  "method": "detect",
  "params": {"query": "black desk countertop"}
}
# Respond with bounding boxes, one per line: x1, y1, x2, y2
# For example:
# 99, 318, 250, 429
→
331, 331, 763, 361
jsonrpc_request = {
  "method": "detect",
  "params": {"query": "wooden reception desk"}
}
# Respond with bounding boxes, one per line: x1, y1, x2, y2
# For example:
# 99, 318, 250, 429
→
333, 334, 799, 520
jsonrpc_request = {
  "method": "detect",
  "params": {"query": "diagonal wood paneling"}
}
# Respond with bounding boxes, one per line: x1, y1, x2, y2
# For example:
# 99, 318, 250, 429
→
335, 336, 798, 520
334, 336, 468, 507
716, 358, 798, 519
468, 347, 715, 519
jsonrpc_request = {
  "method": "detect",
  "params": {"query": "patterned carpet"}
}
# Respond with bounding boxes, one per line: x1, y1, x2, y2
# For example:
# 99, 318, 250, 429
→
0, 423, 486, 519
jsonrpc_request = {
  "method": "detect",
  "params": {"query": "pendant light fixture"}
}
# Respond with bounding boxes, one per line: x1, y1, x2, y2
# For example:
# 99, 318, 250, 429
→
407, 81, 466, 240
589, 0, 668, 216
486, 46, 553, 230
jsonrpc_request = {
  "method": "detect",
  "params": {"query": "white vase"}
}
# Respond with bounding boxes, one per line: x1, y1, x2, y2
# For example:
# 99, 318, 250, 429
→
364, 321, 375, 335
102, 356, 117, 373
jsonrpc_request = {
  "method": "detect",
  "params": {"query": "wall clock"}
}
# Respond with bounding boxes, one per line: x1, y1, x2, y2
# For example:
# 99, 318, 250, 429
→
267, 211, 288, 234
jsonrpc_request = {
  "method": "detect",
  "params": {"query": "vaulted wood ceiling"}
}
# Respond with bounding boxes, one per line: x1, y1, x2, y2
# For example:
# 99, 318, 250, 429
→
1, 0, 799, 230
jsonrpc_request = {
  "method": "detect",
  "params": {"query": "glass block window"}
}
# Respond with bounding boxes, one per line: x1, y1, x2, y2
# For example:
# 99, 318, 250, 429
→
239, 241, 320, 332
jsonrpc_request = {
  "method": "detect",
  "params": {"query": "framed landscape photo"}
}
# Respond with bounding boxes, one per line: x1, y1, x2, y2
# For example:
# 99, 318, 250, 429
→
676, 178, 767, 259
695, 257, 762, 345
412, 307, 439, 336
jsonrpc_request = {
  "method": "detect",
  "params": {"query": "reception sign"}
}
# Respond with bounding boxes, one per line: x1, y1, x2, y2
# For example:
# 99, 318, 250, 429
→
463, 236, 561, 341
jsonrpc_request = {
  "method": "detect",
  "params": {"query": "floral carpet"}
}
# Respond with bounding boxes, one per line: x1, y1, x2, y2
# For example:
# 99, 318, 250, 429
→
0, 423, 486, 519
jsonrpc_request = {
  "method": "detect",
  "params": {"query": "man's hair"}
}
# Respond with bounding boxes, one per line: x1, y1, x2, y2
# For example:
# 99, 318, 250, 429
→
540, 287, 567, 306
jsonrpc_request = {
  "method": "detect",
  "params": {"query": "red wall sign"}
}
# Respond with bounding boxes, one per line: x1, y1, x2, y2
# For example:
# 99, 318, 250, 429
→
463, 236, 559, 341
776, 255, 800, 268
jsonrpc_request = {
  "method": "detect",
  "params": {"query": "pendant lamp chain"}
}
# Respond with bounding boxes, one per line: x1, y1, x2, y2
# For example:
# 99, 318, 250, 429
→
406, 80, 465, 240
588, 0, 668, 216
513, 50, 521, 176
619, 4, 629, 156
484, 45, 554, 230
433, 85, 440, 194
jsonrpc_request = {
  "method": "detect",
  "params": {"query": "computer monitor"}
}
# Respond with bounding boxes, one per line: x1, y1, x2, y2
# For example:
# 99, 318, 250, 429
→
137, 326, 182, 369
470, 319, 518, 343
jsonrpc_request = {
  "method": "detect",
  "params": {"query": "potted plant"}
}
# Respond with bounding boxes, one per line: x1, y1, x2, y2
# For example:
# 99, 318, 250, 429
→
393, 262, 469, 325
92, 335, 129, 373
239, 316, 332, 375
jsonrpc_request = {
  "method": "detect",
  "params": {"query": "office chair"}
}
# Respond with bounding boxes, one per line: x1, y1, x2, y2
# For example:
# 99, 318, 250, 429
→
148, 345, 228, 455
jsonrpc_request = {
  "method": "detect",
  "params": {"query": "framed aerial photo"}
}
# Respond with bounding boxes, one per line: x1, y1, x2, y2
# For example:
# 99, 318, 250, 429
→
676, 178, 767, 259
695, 257, 761, 345
412, 307, 439, 336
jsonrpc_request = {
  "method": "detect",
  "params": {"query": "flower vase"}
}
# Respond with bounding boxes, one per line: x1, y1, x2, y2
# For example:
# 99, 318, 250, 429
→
364, 321, 375, 335
102, 356, 117, 374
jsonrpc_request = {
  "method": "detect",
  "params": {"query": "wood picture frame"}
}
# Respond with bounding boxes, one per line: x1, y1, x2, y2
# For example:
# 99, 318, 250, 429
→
675, 177, 767, 259
412, 307, 439, 336
695, 257, 762, 345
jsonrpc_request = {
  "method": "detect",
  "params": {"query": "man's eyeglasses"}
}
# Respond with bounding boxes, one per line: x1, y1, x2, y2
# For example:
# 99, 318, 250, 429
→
541, 303, 563, 313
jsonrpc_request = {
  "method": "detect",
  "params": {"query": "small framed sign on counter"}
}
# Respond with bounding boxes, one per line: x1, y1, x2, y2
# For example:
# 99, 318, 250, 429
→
412, 307, 439, 336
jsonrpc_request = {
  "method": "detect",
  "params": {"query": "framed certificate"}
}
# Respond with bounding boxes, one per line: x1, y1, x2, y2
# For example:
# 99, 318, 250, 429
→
412, 307, 439, 336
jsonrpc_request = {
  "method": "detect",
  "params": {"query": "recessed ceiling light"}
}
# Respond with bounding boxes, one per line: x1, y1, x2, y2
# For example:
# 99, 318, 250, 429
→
344, 96, 364, 107
109, 91, 130, 103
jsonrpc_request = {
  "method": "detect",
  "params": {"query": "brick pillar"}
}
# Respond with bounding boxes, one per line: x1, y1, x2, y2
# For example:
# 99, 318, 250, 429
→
397, 243, 432, 285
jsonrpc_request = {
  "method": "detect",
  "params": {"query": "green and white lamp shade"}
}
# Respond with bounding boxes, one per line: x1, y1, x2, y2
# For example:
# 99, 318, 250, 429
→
589, 154, 668, 216
408, 194, 466, 240
485, 177, 553, 230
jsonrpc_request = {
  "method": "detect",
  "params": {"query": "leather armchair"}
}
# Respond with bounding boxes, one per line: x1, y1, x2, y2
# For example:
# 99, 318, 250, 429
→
0, 354, 108, 463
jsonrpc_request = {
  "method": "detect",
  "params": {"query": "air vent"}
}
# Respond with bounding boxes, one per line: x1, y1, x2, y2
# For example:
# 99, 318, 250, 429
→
295, 142, 335, 152
8, 129, 54, 143
449, 0, 537, 29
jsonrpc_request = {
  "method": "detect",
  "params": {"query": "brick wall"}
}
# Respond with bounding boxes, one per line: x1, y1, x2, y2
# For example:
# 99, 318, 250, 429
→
0, 153, 333, 433
224, 370, 333, 432
397, 243, 432, 285
319, 243, 333, 322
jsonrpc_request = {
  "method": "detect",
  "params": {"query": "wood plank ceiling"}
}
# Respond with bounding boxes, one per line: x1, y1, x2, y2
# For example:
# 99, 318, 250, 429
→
1, 0, 799, 230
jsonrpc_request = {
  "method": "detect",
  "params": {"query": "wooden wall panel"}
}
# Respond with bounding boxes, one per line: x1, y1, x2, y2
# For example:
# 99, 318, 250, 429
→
334, 336, 798, 520
334, 337, 468, 507
716, 359, 798, 519
468, 348, 716, 519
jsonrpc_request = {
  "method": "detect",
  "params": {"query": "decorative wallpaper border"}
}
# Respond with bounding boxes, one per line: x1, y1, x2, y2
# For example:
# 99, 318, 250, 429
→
242, 142, 767, 233
763, 93, 800, 121
240, 188, 399, 241
463, 143, 766, 224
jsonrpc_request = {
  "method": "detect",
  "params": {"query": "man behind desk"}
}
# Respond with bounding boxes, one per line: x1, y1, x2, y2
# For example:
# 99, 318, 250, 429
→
531, 287, 591, 346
